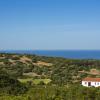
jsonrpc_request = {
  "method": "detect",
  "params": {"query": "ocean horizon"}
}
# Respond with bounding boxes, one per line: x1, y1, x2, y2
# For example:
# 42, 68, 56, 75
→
0, 50, 100, 59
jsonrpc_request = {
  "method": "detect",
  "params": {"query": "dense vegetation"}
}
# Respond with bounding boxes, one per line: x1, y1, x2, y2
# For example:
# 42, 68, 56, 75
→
0, 53, 100, 100
0, 70, 27, 95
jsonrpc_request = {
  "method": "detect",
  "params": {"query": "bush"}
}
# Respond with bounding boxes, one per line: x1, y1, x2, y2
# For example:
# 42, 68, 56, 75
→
0, 70, 27, 95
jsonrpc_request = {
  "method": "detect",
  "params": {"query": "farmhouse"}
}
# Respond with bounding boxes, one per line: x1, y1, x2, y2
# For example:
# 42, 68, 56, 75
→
82, 77, 100, 87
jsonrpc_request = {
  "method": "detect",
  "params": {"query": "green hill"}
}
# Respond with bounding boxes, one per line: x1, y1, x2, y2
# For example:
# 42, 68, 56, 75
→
0, 53, 100, 99
0, 53, 100, 84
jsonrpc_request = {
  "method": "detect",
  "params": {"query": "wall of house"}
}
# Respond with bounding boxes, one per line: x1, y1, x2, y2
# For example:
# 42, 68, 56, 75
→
91, 82, 100, 87
82, 81, 88, 87
82, 81, 100, 87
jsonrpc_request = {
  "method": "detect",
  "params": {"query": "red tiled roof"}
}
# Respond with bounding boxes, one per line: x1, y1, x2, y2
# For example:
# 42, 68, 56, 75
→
82, 77, 100, 82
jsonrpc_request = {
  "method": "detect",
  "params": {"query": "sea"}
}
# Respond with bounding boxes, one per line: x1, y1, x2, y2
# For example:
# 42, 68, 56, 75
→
0, 50, 100, 59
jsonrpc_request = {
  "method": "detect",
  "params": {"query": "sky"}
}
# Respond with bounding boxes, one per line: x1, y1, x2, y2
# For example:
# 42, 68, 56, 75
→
0, 0, 100, 50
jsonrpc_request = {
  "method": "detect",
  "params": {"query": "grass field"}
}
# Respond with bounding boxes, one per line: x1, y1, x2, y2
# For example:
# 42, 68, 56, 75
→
18, 78, 52, 85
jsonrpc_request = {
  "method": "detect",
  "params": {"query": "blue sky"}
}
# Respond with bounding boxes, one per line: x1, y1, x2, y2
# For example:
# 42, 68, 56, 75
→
0, 0, 100, 50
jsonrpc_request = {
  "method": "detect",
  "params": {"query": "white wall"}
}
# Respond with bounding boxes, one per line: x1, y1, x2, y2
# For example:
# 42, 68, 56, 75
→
82, 81, 88, 87
82, 81, 100, 87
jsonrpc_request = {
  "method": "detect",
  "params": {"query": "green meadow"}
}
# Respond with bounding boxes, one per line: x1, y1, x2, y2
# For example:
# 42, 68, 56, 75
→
18, 78, 52, 85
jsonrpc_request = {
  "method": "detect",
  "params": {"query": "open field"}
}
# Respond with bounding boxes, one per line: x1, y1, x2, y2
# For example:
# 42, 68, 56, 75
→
18, 78, 52, 85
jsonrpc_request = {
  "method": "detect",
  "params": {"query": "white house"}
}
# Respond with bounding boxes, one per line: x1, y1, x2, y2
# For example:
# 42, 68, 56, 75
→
82, 77, 100, 87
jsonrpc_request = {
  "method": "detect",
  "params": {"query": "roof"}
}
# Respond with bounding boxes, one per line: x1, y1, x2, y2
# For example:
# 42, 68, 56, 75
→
82, 77, 100, 82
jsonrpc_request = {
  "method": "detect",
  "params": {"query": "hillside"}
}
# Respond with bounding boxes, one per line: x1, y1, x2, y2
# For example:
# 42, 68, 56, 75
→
0, 53, 100, 85
0, 53, 100, 99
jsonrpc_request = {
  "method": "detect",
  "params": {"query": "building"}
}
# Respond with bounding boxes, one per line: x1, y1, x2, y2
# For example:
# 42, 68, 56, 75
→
82, 77, 100, 87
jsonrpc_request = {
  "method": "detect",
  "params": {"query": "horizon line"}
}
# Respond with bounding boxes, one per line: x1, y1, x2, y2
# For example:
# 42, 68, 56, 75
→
0, 49, 100, 51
